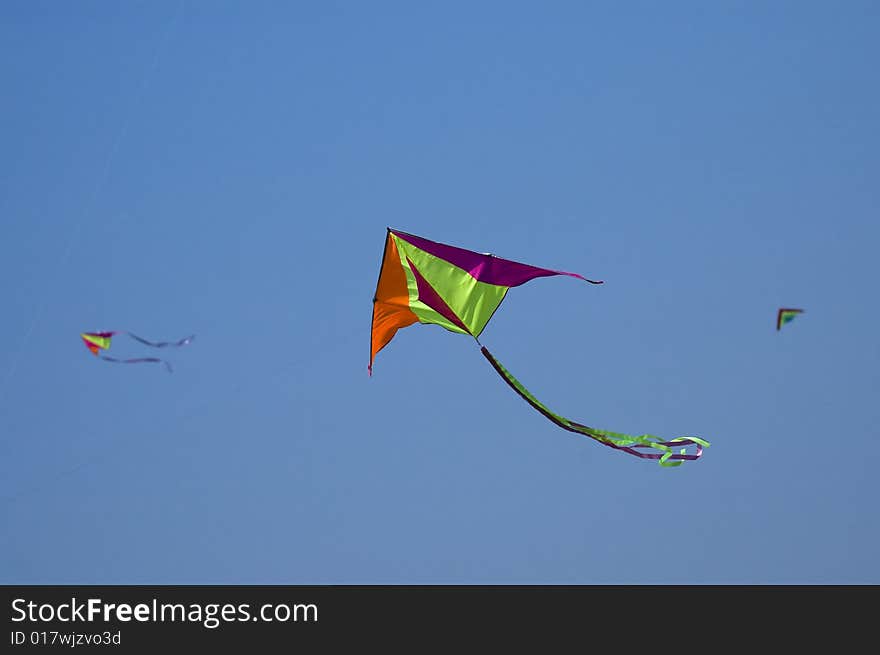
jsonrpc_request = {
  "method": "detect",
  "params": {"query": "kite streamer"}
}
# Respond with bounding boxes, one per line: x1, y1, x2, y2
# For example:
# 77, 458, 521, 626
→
481, 346, 707, 466
80, 331, 194, 373
369, 227, 708, 466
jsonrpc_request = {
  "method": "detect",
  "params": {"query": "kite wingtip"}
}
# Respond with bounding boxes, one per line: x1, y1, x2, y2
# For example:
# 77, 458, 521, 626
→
572, 273, 604, 285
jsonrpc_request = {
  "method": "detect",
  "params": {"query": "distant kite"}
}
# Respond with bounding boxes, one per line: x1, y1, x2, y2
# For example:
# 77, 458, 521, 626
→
369, 228, 708, 466
776, 308, 804, 331
80, 331, 194, 372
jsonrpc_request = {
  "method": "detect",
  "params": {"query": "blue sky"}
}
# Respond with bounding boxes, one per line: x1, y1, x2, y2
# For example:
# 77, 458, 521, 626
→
1, 1, 878, 583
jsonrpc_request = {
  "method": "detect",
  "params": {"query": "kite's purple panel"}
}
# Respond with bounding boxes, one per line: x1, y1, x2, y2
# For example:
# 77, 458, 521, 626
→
408, 257, 472, 334
391, 229, 602, 287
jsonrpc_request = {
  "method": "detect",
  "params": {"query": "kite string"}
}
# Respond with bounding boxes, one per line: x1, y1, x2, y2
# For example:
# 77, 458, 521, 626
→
0, 3, 183, 412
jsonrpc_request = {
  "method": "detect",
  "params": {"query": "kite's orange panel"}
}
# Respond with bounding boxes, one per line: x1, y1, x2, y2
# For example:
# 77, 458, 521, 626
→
82, 339, 101, 356
370, 234, 418, 371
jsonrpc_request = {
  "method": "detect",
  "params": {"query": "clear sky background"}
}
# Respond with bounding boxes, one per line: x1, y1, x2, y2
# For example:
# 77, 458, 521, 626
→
2, 1, 878, 584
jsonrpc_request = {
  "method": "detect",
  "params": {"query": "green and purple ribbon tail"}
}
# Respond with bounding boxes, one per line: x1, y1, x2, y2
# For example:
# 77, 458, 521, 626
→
480, 346, 709, 466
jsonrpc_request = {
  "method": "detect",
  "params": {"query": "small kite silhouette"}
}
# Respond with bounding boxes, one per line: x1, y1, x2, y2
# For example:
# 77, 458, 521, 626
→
776, 308, 804, 331
80, 331, 194, 372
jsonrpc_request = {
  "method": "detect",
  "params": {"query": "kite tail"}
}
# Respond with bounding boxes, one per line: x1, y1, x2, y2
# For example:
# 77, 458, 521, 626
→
100, 356, 173, 373
124, 332, 195, 349
480, 346, 708, 466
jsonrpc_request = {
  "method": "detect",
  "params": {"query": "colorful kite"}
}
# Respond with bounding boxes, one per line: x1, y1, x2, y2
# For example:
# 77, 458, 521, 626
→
80, 331, 194, 372
776, 308, 804, 331
369, 228, 708, 466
